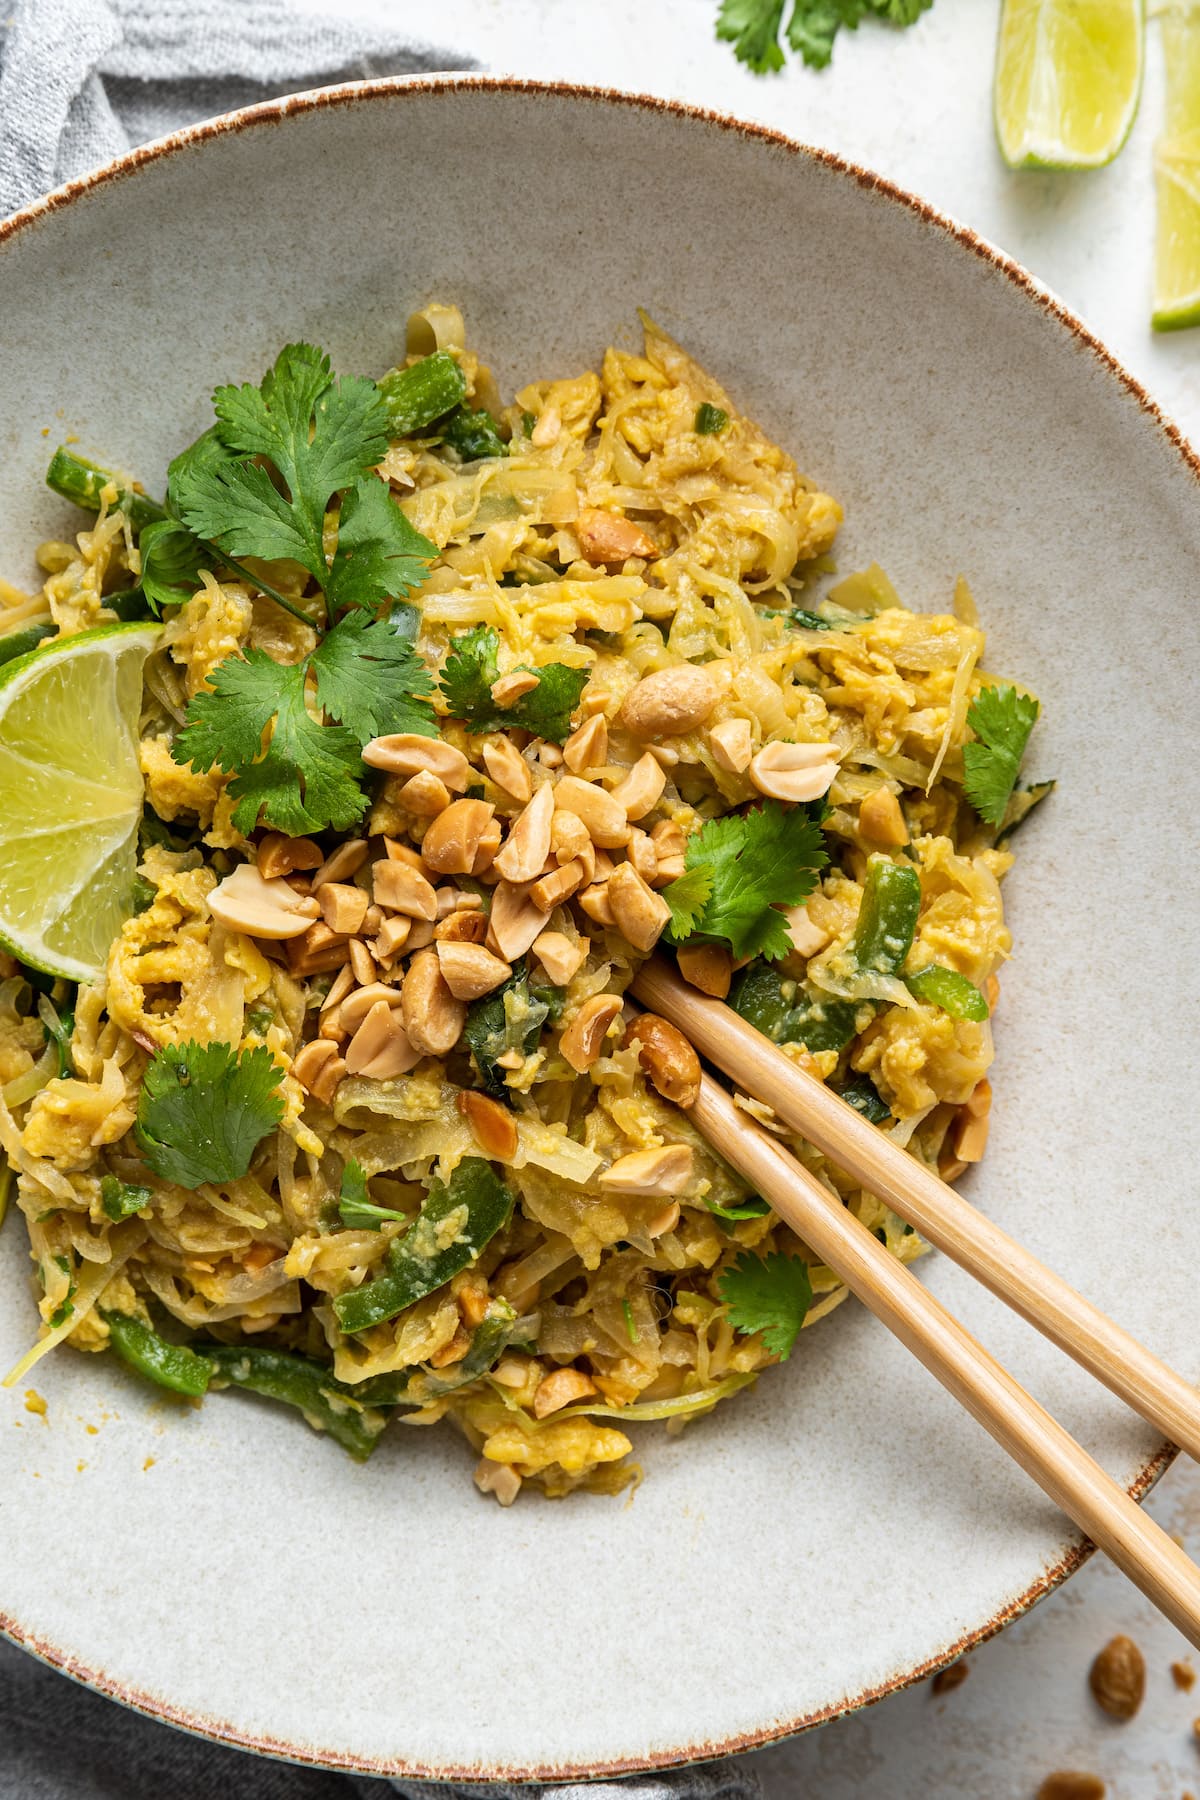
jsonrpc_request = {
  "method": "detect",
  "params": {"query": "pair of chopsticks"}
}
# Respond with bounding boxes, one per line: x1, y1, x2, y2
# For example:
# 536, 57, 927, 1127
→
631, 958, 1200, 1648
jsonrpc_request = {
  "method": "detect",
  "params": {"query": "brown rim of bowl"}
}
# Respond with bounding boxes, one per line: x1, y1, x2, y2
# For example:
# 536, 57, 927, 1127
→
0, 73, 1194, 1783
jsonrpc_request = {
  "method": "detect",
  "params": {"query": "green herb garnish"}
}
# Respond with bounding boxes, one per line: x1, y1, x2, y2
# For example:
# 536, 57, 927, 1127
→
172, 612, 436, 836
962, 682, 1040, 829
439, 625, 588, 744
135, 1041, 285, 1189
718, 1250, 813, 1360
662, 800, 828, 960
717, 0, 934, 74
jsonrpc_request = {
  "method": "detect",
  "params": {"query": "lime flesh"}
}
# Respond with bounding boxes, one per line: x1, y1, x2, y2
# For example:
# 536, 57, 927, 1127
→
0, 623, 159, 982
1153, 7, 1200, 331
995, 0, 1144, 170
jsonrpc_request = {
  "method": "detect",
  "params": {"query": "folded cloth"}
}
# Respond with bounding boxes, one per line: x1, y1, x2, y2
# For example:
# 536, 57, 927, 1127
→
0, 0, 476, 217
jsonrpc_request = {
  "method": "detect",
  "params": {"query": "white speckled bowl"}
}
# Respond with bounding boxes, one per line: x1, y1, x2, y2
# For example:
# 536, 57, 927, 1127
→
1, 78, 1198, 1782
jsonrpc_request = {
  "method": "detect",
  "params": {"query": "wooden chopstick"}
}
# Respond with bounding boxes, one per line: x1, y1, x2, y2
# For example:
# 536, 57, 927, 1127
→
633, 957, 1200, 1467
680, 1055, 1200, 1648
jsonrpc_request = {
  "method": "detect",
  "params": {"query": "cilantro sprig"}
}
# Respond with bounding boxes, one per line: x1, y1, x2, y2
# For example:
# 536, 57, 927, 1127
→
173, 612, 437, 836
716, 0, 933, 73
662, 800, 828, 961
135, 1041, 285, 1189
141, 342, 437, 626
962, 682, 1040, 829
717, 1250, 813, 1361
439, 625, 588, 744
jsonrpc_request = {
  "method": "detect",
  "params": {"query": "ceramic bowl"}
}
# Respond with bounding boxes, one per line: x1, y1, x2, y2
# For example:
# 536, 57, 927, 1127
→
0, 78, 1197, 1782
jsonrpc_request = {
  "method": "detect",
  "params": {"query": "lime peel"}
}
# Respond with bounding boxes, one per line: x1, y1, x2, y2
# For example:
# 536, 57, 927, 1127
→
995, 0, 1145, 171
0, 622, 160, 983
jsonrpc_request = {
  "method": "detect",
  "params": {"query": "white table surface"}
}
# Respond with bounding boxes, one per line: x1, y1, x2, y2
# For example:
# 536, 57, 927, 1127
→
378, 3, 1199, 1793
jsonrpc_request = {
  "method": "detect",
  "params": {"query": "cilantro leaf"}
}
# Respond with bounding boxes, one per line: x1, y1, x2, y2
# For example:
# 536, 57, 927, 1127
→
338, 1159, 409, 1231
326, 475, 438, 615
439, 625, 588, 744
962, 683, 1040, 829
173, 647, 365, 836
311, 610, 438, 745
718, 0, 934, 72
136, 1041, 285, 1189
786, 0, 848, 66
718, 1250, 812, 1360
168, 343, 435, 618
663, 800, 827, 961
662, 865, 714, 941
139, 519, 208, 615
719, 1260, 813, 1353
717, 0, 787, 71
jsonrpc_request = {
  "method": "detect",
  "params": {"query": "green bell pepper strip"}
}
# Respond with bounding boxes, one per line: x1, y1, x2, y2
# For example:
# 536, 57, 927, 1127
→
100, 1175, 153, 1221
101, 1310, 213, 1397
439, 405, 508, 461
837, 1076, 891, 1124
378, 350, 468, 436
204, 1345, 389, 1461
729, 962, 859, 1054
851, 856, 921, 975
334, 1158, 513, 1335
904, 965, 990, 1021
45, 447, 167, 534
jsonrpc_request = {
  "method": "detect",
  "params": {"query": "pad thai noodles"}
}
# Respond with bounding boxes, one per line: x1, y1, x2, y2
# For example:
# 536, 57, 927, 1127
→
0, 307, 1047, 1500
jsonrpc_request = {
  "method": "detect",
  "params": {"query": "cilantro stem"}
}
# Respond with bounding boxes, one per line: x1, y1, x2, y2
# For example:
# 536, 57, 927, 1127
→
45, 446, 317, 630
209, 549, 317, 629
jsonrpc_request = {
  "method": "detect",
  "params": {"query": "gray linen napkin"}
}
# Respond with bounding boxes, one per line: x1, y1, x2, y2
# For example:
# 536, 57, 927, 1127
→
0, 3, 764, 1796
0, 0, 474, 217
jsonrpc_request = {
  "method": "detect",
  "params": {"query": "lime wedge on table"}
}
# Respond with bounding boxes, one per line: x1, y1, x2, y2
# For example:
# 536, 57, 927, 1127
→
995, 0, 1144, 169
0, 623, 159, 983
1153, 6, 1200, 331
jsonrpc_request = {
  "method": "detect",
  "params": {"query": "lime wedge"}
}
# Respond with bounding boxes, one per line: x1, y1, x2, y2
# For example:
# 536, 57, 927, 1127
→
0, 622, 159, 982
1153, 6, 1200, 331
995, 0, 1144, 169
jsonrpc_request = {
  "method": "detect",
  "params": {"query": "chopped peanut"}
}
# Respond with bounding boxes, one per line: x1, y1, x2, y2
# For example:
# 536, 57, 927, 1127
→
599, 1144, 693, 1196
491, 670, 540, 707
610, 752, 666, 822
859, 786, 908, 846
436, 941, 512, 1001
256, 833, 323, 880
618, 664, 728, 738
677, 942, 732, 998
624, 1014, 701, 1108
559, 994, 623, 1071
575, 507, 658, 565
708, 718, 753, 774
607, 862, 672, 952
401, 948, 466, 1056
362, 734, 470, 791
532, 1367, 598, 1417
482, 735, 533, 804
317, 882, 369, 937
749, 740, 840, 805
456, 1089, 519, 1161
531, 930, 589, 987
562, 713, 608, 774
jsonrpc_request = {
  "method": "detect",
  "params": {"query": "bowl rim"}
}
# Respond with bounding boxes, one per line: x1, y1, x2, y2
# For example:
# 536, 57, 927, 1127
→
0, 71, 1191, 1783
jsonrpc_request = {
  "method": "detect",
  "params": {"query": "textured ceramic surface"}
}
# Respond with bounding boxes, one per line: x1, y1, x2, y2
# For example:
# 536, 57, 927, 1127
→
0, 80, 1197, 1781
